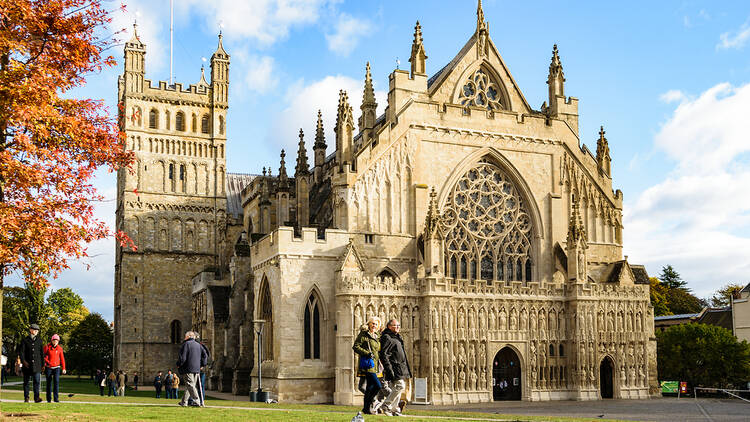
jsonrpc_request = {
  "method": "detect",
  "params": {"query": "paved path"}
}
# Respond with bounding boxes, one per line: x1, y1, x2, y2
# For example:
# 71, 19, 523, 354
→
424, 397, 750, 422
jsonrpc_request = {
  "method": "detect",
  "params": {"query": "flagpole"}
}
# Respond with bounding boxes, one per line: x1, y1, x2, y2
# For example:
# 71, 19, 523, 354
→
170, 0, 174, 85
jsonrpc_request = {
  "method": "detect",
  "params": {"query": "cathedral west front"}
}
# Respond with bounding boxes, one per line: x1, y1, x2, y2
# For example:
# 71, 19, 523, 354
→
114, 1, 658, 404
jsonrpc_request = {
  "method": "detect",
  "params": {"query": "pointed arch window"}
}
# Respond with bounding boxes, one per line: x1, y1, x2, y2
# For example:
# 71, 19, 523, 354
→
176, 111, 185, 131
170, 320, 181, 344
458, 68, 506, 111
149, 108, 158, 129
304, 293, 321, 360
201, 114, 210, 134
191, 113, 197, 132
259, 279, 273, 361
441, 160, 534, 284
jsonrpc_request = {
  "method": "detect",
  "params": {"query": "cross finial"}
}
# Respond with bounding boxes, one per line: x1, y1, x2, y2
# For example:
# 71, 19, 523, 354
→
599, 126, 606, 139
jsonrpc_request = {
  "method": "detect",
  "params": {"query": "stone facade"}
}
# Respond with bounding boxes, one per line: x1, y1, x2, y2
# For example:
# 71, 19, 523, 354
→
115, 2, 658, 404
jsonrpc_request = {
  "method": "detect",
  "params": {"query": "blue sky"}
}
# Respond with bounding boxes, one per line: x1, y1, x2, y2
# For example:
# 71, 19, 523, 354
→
9, 0, 750, 320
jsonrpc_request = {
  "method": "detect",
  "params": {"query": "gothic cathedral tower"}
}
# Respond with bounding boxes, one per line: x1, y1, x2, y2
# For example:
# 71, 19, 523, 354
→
114, 26, 229, 375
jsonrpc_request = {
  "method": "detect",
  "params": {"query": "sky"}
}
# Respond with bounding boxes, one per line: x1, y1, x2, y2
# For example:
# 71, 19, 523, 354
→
8, 0, 750, 321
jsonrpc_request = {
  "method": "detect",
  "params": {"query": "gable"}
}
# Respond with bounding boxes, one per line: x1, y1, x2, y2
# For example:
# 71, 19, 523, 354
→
428, 33, 532, 114
338, 240, 364, 272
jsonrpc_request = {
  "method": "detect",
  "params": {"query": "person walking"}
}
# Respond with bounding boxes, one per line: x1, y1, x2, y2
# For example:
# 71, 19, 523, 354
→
18, 323, 44, 403
163, 370, 174, 399
154, 371, 163, 398
117, 370, 126, 397
189, 338, 211, 406
95, 369, 106, 396
133, 371, 138, 390
176, 331, 207, 407
107, 370, 117, 396
43, 334, 66, 403
352, 316, 382, 415
379, 319, 412, 417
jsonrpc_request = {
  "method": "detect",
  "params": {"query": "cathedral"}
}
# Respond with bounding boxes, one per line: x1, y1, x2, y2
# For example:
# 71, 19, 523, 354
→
115, 1, 658, 404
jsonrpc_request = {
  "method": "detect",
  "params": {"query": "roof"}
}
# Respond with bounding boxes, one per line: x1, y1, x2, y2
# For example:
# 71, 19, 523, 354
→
696, 307, 732, 330
741, 282, 750, 293
654, 313, 700, 321
606, 261, 626, 283
630, 265, 650, 285
226, 173, 256, 218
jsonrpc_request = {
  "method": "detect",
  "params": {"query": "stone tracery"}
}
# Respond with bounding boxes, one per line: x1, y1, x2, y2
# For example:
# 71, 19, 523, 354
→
458, 68, 506, 111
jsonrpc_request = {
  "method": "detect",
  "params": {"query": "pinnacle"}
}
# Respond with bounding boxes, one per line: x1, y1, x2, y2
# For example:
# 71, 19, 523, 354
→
599, 126, 606, 140
314, 110, 326, 149
362, 62, 376, 107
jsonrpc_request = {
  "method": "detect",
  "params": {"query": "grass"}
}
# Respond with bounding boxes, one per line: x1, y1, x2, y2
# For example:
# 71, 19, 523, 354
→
0, 376, 627, 421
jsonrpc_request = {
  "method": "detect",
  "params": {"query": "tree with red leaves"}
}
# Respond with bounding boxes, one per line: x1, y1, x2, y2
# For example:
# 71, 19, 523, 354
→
0, 0, 133, 395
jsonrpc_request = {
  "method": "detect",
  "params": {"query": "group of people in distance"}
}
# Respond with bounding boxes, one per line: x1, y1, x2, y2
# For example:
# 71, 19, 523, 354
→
17, 323, 67, 403
353, 317, 412, 417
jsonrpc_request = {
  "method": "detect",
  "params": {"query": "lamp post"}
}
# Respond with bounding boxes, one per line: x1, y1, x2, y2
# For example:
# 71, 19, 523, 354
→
253, 319, 267, 402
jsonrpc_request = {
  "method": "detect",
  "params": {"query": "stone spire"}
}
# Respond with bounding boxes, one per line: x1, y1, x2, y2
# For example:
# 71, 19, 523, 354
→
567, 195, 586, 246
476, 0, 488, 58
314, 110, 326, 150
313, 110, 327, 182
295, 129, 309, 176
359, 62, 377, 131
596, 126, 612, 177
335, 90, 355, 171
278, 149, 289, 190
547, 44, 565, 98
409, 21, 428, 76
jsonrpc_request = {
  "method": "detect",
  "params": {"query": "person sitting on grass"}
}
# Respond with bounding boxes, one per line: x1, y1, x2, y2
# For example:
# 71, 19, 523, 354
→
42, 333, 66, 403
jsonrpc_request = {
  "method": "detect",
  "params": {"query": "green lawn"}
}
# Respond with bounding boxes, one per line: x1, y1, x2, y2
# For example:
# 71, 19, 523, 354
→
0, 376, 626, 421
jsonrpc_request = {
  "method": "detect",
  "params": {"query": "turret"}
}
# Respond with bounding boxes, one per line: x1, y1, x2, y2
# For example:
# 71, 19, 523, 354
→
295, 129, 310, 229
596, 126, 612, 178
545, 44, 579, 133
210, 33, 230, 105
313, 110, 327, 183
335, 90, 355, 172
409, 21, 427, 77
359, 62, 377, 134
566, 195, 588, 283
123, 23, 146, 94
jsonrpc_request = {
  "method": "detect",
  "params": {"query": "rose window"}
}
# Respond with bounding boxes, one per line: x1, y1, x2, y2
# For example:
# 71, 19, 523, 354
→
458, 69, 505, 111
441, 161, 533, 283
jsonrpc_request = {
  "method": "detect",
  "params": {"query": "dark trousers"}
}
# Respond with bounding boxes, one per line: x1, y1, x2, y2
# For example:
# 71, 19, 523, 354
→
1, 367, 8, 384
45, 367, 61, 402
362, 372, 382, 414
99, 385, 105, 396
108, 381, 117, 396
155, 386, 162, 398
23, 371, 41, 400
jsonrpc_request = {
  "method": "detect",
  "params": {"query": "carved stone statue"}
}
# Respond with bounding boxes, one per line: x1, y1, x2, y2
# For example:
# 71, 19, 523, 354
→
499, 309, 507, 330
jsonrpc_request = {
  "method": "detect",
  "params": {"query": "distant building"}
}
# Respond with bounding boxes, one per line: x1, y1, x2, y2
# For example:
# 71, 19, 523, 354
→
732, 283, 750, 342
654, 307, 733, 333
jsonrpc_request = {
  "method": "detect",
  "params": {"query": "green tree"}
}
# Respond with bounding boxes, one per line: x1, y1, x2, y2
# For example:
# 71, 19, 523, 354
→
46, 287, 89, 342
657, 323, 750, 388
659, 265, 688, 290
666, 287, 705, 315
649, 277, 672, 316
1, 282, 51, 350
709, 283, 744, 307
67, 313, 112, 376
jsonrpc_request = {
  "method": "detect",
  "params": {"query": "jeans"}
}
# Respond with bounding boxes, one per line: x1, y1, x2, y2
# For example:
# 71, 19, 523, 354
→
108, 381, 117, 396
23, 371, 41, 400
45, 367, 61, 402
362, 372, 382, 414
155, 386, 161, 398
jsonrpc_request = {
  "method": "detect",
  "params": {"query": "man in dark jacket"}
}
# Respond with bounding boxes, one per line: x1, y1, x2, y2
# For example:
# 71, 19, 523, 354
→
176, 331, 207, 407
18, 323, 44, 403
380, 319, 412, 416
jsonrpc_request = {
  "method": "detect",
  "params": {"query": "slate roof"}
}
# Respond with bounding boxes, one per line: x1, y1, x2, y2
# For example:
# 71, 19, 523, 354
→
606, 261, 626, 283
696, 307, 732, 331
630, 265, 650, 285
654, 313, 699, 321
226, 173, 256, 219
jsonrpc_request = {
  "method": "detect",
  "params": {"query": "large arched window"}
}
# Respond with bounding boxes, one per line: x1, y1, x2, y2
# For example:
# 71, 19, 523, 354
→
170, 320, 181, 344
441, 160, 533, 284
259, 279, 273, 361
303, 293, 321, 360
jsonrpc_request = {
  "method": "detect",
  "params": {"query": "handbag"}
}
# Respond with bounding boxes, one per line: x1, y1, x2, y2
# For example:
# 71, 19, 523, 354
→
357, 336, 375, 371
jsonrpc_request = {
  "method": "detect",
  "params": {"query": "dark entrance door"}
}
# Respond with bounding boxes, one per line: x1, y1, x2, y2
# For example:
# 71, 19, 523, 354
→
492, 347, 521, 400
600, 357, 614, 399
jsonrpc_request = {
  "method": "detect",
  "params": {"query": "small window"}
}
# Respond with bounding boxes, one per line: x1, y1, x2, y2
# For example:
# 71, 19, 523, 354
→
364, 234, 374, 244
149, 109, 158, 129
168, 163, 174, 180
191, 114, 197, 132
201, 114, 210, 134
134, 276, 138, 285
559, 344, 565, 357
219, 115, 225, 134
180, 165, 185, 181
165, 111, 171, 130
176, 112, 185, 131
170, 320, 181, 344
549, 344, 555, 356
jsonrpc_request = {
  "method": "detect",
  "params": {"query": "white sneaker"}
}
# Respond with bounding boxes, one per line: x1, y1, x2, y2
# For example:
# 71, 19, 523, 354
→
383, 410, 393, 416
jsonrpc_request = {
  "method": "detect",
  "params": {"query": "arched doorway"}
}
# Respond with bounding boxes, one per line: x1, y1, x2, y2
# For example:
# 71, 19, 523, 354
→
600, 356, 614, 399
492, 347, 521, 400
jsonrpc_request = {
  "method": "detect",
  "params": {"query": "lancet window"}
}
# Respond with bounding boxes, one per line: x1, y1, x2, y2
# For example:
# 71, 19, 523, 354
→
303, 293, 321, 360
259, 279, 273, 361
441, 161, 533, 283
458, 68, 505, 111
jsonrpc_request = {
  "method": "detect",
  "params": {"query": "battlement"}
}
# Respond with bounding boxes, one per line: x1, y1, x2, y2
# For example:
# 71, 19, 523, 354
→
250, 226, 350, 266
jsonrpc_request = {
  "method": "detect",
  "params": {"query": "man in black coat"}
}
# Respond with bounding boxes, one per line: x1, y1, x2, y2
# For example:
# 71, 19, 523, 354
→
379, 319, 412, 416
18, 323, 44, 403
176, 331, 207, 407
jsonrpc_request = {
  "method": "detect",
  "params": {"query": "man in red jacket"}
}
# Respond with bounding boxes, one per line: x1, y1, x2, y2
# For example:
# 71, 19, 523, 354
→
43, 334, 66, 403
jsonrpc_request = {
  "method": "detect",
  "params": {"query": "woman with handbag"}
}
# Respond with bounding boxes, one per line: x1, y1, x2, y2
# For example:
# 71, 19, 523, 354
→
352, 316, 381, 415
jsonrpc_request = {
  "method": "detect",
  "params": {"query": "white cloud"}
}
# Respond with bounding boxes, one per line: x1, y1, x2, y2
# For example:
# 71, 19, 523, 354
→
244, 55, 278, 93
659, 89, 686, 104
717, 19, 750, 50
624, 82, 750, 298
114, 0, 169, 74
325, 13, 373, 56
269, 74, 387, 160
182, 0, 334, 45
